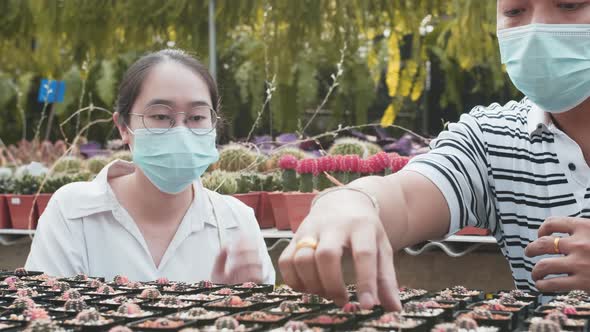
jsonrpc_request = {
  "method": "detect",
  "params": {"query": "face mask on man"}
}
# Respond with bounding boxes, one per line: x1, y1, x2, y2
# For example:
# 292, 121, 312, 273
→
129, 126, 219, 194
498, 24, 590, 113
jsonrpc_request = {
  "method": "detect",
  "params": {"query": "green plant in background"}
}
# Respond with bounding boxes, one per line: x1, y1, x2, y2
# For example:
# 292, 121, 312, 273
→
217, 144, 259, 172
278, 155, 299, 192
85, 156, 109, 174
328, 137, 367, 158
262, 171, 282, 192
52, 156, 83, 173
364, 142, 383, 156
109, 151, 132, 162
12, 174, 41, 195
267, 147, 307, 171
0, 176, 14, 194
236, 172, 265, 194
40, 173, 90, 194
202, 170, 238, 195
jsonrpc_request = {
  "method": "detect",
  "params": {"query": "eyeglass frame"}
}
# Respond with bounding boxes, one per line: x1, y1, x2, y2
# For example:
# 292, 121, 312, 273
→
126, 104, 220, 135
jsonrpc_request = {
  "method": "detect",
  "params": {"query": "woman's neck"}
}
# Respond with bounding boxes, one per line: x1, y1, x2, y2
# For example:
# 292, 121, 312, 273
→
125, 169, 194, 223
552, 98, 590, 165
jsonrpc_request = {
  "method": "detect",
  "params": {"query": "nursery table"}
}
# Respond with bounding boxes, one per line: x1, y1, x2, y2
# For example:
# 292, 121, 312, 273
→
261, 228, 497, 257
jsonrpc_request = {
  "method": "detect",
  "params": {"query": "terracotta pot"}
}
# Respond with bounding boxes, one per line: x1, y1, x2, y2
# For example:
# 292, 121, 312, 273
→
456, 226, 490, 236
36, 194, 53, 216
257, 192, 275, 229
0, 195, 12, 229
6, 195, 38, 230
268, 192, 290, 230
232, 192, 261, 218
284, 192, 316, 233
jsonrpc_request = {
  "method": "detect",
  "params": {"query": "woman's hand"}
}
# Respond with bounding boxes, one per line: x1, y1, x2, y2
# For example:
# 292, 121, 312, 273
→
212, 233, 264, 284
525, 217, 590, 292
278, 190, 402, 311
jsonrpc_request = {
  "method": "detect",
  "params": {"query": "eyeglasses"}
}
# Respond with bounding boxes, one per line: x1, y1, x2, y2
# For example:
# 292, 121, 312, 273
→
128, 104, 219, 135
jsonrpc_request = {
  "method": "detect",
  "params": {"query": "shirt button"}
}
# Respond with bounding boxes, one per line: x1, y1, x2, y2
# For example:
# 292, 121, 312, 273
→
568, 163, 576, 171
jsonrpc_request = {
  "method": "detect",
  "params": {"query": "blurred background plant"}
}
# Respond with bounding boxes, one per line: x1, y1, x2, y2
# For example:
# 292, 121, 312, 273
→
0, 0, 520, 148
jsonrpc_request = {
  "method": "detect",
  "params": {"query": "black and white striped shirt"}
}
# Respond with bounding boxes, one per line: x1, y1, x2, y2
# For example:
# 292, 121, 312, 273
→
406, 98, 590, 292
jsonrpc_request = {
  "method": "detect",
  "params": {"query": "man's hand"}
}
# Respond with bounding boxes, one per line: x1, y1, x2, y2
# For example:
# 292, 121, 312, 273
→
278, 190, 402, 311
525, 217, 590, 292
212, 233, 263, 284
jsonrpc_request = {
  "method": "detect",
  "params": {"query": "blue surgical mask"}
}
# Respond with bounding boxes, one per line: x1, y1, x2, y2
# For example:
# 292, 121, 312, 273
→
498, 24, 590, 113
130, 127, 219, 194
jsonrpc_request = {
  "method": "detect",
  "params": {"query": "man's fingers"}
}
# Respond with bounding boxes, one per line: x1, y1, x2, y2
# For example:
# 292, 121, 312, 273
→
279, 242, 305, 291
531, 257, 572, 281
350, 226, 378, 309
293, 246, 324, 296
536, 276, 579, 293
538, 217, 577, 237
315, 232, 347, 306
525, 236, 561, 258
377, 239, 402, 311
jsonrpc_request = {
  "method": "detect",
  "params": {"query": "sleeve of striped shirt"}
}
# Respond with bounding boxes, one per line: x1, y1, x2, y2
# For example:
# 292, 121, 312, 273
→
404, 110, 498, 237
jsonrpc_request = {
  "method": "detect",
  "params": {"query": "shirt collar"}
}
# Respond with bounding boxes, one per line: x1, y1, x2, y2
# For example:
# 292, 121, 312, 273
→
527, 102, 553, 137
64, 160, 236, 230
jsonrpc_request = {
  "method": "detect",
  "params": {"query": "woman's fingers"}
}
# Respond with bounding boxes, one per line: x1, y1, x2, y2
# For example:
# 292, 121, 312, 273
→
315, 231, 348, 305
377, 238, 402, 311
350, 225, 379, 309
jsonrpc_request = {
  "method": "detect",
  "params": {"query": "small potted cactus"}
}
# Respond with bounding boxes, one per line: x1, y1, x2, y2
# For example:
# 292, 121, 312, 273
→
316, 156, 337, 191
279, 158, 318, 232
6, 174, 41, 230
232, 172, 262, 222
217, 144, 261, 172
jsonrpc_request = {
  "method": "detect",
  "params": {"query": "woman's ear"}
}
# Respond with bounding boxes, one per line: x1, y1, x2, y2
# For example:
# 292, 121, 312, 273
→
113, 112, 131, 145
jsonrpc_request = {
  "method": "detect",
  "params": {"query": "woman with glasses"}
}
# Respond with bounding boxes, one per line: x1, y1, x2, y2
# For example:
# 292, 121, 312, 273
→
25, 49, 275, 285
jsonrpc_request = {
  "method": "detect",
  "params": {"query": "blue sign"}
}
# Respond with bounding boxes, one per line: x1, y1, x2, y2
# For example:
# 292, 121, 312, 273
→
37, 79, 65, 103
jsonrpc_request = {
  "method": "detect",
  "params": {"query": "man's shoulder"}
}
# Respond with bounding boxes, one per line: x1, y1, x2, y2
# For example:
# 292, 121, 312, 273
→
465, 98, 532, 128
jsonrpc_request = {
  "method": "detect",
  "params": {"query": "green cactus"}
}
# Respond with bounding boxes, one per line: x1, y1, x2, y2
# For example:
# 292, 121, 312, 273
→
75, 309, 101, 323
40, 173, 80, 194
263, 171, 282, 192
236, 172, 261, 194
282, 169, 298, 192
109, 150, 133, 162
13, 174, 41, 195
85, 156, 109, 174
299, 173, 314, 193
201, 170, 238, 195
214, 317, 240, 330
364, 142, 383, 156
0, 176, 14, 194
53, 156, 83, 173
64, 299, 88, 312
218, 144, 260, 172
268, 147, 306, 170
328, 137, 367, 157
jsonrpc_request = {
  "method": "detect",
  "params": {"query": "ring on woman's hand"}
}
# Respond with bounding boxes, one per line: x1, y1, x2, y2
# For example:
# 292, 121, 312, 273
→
554, 237, 561, 254
295, 237, 318, 252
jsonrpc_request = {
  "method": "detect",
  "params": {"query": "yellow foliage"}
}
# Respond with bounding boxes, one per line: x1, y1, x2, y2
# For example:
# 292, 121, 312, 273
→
386, 34, 400, 97
380, 103, 398, 127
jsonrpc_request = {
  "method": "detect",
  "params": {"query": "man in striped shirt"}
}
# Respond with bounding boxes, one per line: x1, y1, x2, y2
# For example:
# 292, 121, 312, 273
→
279, 0, 590, 311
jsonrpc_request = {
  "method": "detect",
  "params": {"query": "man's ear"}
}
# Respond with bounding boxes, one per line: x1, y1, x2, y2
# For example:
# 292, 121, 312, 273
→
113, 112, 131, 145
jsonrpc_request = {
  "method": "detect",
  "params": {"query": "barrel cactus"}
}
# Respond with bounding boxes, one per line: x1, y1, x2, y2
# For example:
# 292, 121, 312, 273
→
52, 281, 71, 292
139, 288, 161, 299
282, 321, 310, 332
529, 318, 561, 332
217, 144, 259, 172
97, 285, 115, 295
85, 156, 109, 174
24, 308, 50, 321
64, 299, 88, 312
214, 316, 240, 330
196, 280, 214, 289
296, 159, 318, 193
455, 316, 478, 330
545, 311, 567, 327
117, 303, 142, 315
16, 288, 38, 297
268, 147, 307, 171
364, 142, 383, 156
113, 275, 129, 286
328, 137, 367, 157
53, 156, 83, 173
62, 289, 81, 300
432, 323, 459, 332
186, 307, 208, 317
75, 309, 101, 323
12, 297, 36, 311
72, 273, 88, 282
279, 301, 301, 313
159, 295, 183, 306
23, 319, 66, 332
202, 170, 238, 195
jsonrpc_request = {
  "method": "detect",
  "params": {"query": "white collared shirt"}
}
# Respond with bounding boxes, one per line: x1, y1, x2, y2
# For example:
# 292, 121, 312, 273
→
405, 98, 590, 293
25, 161, 276, 284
